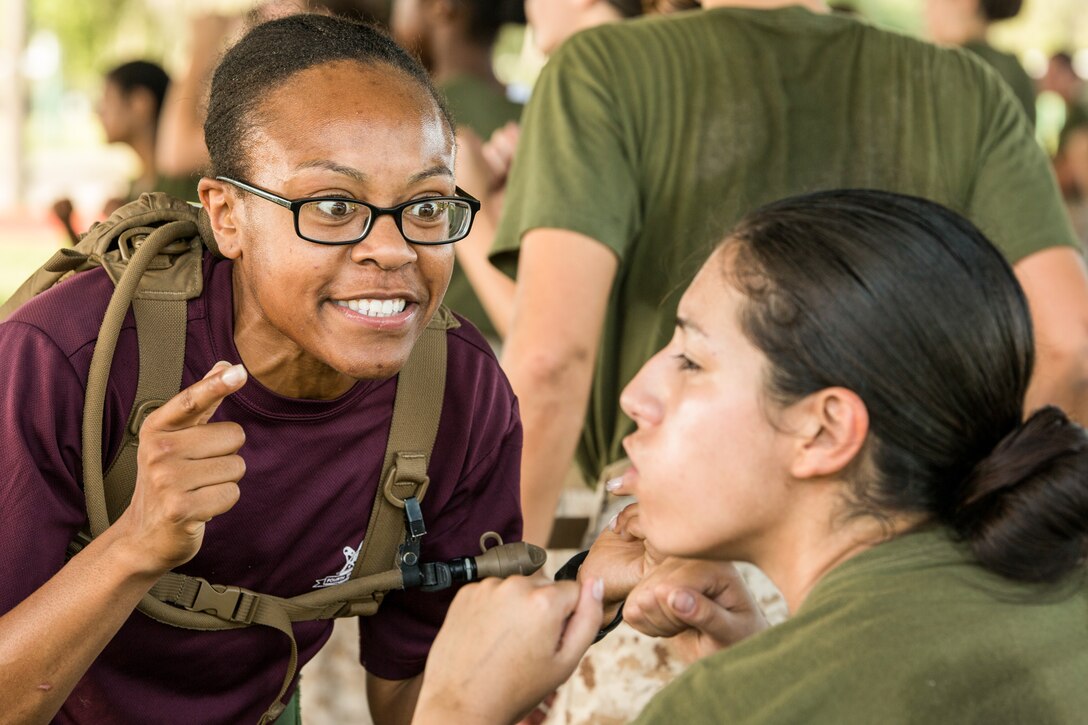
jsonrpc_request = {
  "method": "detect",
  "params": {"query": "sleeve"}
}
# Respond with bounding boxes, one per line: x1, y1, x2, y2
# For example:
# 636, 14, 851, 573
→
357, 385, 523, 680
963, 61, 1080, 264
490, 29, 642, 277
0, 321, 91, 616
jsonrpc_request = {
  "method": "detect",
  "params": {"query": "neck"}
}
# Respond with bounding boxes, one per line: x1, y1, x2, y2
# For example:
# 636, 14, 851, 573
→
231, 267, 356, 400
930, 11, 989, 46
126, 127, 158, 192
749, 494, 924, 614
701, 0, 830, 12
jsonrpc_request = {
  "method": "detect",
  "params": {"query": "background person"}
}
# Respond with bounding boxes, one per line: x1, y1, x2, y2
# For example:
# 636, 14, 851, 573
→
52, 60, 197, 243
924, 0, 1037, 125
0, 15, 520, 725
453, 0, 647, 340
390, 0, 525, 343
413, 189, 1088, 724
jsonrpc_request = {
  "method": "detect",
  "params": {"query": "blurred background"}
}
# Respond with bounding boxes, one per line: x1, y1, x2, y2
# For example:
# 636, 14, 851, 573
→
0, 0, 1085, 300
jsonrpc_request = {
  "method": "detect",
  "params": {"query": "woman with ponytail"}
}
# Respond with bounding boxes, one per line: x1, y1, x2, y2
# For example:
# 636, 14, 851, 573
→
411, 189, 1088, 723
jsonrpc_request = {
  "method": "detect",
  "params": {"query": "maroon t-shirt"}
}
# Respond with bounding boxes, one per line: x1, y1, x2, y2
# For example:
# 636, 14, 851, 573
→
0, 254, 523, 723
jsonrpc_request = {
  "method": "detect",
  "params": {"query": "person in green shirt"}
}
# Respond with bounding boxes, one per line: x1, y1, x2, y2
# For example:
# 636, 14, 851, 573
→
488, 0, 1088, 553
925, 0, 1036, 125
391, 0, 524, 342
411, 189, 1088, 723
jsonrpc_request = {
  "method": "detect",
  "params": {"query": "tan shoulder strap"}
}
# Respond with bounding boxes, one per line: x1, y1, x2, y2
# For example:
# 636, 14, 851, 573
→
350, 306, 459, 589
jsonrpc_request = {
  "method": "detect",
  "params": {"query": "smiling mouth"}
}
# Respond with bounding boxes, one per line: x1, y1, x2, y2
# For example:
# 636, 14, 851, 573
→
334, 298, 409, 318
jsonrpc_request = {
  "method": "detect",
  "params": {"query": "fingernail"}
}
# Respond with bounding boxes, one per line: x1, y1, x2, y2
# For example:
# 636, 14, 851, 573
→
605, 476, 623, 493
592, 577, 604, 602
669, 590, 695, 615
221, 364, 247, 386
607, 513, 619, 532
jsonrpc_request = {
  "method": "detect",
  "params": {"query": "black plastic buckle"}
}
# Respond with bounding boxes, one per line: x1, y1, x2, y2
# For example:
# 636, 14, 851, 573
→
404, 496, 426, 539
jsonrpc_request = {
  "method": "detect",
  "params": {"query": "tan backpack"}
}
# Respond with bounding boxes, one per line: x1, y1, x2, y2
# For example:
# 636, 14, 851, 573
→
1, 193, 544, 723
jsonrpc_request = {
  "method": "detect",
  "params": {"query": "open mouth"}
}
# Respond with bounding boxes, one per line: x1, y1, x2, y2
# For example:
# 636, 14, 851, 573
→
334, 298, 408, 318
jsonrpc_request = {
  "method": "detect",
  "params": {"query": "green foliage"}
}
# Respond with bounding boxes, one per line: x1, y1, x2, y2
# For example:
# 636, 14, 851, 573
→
29, 0, 160, 91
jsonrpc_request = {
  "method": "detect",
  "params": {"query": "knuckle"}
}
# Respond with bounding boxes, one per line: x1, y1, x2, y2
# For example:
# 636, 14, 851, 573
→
163, 500, 188, 526
177, 386, 199, 415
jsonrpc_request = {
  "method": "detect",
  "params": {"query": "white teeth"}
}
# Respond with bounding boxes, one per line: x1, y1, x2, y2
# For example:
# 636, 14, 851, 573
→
335, 298, 408, 318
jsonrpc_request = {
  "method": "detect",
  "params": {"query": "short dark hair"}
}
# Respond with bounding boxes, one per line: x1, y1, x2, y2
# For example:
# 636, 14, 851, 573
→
204, 13, 453, 179
106, 60, 171, 120
725, 189, 1088, 584
979, 0, 1022, 22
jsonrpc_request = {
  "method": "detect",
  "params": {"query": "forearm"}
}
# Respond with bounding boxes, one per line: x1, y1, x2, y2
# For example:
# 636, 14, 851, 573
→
0, 526, 158, 723
368, 672, 423, 725
454, 214, 515, 339
504, 344, 597, 546
1014, 247, 1088, 425
1024, 342, 1088, 424
155, 19, 227, 176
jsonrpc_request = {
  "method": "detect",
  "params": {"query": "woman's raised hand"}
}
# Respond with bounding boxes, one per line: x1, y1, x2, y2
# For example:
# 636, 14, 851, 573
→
113, 361, 248, 574
625, 558, 769, 664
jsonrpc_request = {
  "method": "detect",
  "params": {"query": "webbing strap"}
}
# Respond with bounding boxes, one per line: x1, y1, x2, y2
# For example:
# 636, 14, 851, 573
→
146, 566, 406, 724
83, 220, 198, 537
352, 313, 450, 583
102, 297, 188, 521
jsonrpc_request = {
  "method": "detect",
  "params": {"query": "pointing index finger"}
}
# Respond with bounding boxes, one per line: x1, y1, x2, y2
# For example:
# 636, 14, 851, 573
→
148, 363, 247, 432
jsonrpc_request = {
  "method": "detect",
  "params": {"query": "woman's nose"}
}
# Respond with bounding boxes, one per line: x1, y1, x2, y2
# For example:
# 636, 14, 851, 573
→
620, 355, 666, 428
349, 215, 417, 270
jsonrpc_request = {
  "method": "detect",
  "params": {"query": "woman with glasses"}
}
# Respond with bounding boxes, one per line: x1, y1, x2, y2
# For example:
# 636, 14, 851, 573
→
0, 14, 520, 725
414, 189, 1088, 723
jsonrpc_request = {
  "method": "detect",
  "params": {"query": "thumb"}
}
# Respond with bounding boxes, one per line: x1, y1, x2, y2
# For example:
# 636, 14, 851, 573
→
667, 588, 739, 648
149, 361, 247, 432
557, 577, 604, 664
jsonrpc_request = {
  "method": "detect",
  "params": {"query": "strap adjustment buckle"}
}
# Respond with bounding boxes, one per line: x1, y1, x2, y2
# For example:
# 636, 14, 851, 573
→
191, 581, 257, 624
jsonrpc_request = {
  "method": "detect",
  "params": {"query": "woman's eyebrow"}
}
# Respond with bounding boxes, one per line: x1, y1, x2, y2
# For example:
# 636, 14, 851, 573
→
408, 164, 454, 185
294, 159, 367, 181
676, 316, 707, 338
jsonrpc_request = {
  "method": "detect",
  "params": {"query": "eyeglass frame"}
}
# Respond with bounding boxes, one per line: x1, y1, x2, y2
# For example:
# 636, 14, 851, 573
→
215, 175, 481, 246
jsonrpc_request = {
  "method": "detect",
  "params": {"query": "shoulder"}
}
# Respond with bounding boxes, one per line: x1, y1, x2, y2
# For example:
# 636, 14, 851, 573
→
443, 312, 515, 413
3, 265, 118, 360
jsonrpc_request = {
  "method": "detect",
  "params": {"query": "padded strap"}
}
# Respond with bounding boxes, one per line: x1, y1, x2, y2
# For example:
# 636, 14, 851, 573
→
352, 316, 449, 585
83, 220, 198, 537
102, 297, 188, 521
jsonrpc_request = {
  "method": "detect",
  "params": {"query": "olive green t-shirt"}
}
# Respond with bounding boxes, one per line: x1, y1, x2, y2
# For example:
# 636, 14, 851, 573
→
441, 75, 522, 342
635, 529, 1088, 723
964, 40, 1037, 126
492, 7, 1079, 480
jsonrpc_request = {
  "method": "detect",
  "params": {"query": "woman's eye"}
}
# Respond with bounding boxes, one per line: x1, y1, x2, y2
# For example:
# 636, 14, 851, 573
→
672, 353, 701, 372
314, 200, 358, 218
407, 201, 447, 222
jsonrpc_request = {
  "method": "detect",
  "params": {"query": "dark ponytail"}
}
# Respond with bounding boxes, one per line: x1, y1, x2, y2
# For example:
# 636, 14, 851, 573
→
725, 189, 1088, 585
954, 406, 1088, 583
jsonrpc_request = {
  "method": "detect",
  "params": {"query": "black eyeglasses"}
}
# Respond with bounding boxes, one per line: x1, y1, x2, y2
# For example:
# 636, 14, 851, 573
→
216, 176, 481, 246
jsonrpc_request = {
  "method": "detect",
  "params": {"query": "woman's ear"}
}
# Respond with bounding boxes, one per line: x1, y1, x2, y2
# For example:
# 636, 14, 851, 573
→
198, 178, 242, 260
788, 387, 870, 479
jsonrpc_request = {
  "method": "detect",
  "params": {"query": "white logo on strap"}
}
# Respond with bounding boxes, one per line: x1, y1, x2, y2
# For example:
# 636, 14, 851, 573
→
313, 540, 363, 588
